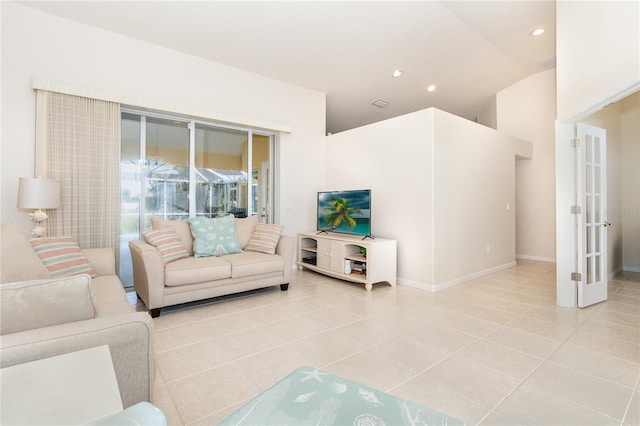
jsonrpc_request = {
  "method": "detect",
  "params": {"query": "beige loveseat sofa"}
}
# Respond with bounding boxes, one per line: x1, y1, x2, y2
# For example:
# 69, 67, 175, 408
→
0, 223, 154, 409
129, 216, 294, 317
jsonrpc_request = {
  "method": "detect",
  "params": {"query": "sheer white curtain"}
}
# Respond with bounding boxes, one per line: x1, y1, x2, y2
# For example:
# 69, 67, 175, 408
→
35, 90, 120, 251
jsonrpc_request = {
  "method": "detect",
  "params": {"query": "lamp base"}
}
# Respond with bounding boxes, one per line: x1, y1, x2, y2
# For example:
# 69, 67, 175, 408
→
29, 209, 48, 238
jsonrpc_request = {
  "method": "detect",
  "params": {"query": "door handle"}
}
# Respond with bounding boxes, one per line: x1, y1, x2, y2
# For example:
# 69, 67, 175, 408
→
603, 221, 611, 228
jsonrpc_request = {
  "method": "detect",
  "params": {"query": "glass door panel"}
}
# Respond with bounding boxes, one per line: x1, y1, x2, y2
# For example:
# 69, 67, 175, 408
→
195, 125, 248, 218
119, 113, 142, 286
144, 117, 190, 223
252, 134, 272, 222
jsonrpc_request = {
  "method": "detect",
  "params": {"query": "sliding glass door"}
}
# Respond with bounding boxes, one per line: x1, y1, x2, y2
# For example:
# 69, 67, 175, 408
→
119, 110, 275, 286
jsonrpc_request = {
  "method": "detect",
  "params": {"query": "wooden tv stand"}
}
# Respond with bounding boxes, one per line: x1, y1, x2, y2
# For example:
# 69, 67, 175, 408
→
297, 232, 397, 291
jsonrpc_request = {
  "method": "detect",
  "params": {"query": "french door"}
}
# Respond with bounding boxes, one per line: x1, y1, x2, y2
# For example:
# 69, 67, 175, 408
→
577, 123, 608, 307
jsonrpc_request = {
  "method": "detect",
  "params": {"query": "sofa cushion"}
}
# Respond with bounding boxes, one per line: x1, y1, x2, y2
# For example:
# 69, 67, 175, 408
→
225, 252, 285, 279
0, 222, 51, 283
90, 275, 135, 317
143, 228, 190, 264
0, 274, 98, 335
188, 215, 242, 257
30, 237, 98, 278
244, 224, 284, 255
151, 218, 194, 256
164, 256, 231, 287
234, 216, 259, 249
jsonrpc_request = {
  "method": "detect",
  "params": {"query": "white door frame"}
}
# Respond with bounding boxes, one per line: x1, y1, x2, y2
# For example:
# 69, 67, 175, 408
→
555, 84, 639, 308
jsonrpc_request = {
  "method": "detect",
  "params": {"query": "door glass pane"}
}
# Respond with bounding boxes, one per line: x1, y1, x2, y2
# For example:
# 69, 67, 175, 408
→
595, 225, 600, 254
594, 166, 601, 194
594, 195, 601, 223
587, 257, 593, 284
119, 113, 142, 286
586, 195, 592, 224
595, 254, 601, 283
195, 125, 248, 218
594, 137, 601, 164
145, 118, 190, 222
252, 134, 271, 222
586, 165, 593, 193
586, 135, 593, 163
586, 225, 592, 254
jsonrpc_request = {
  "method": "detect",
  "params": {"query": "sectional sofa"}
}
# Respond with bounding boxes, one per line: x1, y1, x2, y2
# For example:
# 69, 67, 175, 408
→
0, 222, 154, 409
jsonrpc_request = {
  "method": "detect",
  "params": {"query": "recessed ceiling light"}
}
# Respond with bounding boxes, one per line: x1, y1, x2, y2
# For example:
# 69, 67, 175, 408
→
426, 84, 437, 93
531, 28, 545, 36
392, 69, 404, 78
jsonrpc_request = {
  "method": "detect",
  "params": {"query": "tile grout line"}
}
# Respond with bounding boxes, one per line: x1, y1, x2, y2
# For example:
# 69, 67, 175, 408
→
475, 295, 622, 425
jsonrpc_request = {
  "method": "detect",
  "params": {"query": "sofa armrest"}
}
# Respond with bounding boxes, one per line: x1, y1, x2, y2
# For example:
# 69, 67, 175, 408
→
83, 248, 116, 276
276, 235, 295, 284
0, 312, 154, 409
128, 240, 165, 310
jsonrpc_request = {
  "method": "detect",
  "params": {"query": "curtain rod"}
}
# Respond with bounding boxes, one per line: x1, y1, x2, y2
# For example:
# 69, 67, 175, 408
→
31, 78, 293, 133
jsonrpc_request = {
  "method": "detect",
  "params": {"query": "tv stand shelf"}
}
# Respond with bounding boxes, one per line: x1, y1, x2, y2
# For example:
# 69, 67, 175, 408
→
297, 232, 397, 291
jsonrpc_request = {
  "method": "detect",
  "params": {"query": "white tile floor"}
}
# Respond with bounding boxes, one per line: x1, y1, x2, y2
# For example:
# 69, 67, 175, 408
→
142, 261, 640, 425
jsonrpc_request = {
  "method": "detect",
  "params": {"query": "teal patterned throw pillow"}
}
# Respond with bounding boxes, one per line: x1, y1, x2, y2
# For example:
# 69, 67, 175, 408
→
188, 215, 242, 257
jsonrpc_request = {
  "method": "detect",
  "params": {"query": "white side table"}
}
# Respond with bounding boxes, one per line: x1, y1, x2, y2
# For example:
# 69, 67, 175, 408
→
1, 345, 123, 425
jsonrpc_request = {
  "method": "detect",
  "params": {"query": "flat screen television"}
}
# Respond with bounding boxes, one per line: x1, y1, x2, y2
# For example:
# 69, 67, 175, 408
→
317, 189, 373, 239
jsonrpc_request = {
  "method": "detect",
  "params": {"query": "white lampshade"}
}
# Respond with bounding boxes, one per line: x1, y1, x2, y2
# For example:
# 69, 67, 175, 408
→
17, 177, 61, 209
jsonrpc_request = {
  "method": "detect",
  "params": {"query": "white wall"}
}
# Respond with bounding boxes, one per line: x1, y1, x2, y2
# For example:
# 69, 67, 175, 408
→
581, 92, 639, 275
619, 93, 640, 271
432, 109, 517, 285
497, 69, 557, 262
556, 1, 640, 121
324, 109, 435, 286
581, 92, 640, 273
325, 108, 525, 289
583, 103, 624, 277
1, 2, 326, 237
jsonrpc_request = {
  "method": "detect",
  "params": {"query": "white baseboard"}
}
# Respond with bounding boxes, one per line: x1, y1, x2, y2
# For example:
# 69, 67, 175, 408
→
609, 266, 623, 281
396, 278, 436, 292
516, 254, 556, 263
397, 261, 518, 293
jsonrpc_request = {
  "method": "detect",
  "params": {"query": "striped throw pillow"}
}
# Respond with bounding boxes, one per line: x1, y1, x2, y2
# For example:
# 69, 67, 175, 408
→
30, 237, 98, 279
244, 224, 284, 255
143, 228, 190, 264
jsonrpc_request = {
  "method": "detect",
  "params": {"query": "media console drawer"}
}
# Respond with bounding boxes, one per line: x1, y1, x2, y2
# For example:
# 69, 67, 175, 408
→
296, 232, 397, 291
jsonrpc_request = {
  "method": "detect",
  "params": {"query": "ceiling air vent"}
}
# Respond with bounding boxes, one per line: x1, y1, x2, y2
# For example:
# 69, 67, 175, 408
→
371, 99, 389, 108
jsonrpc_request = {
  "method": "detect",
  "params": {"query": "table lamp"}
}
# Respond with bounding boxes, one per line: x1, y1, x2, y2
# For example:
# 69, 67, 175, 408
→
17, 177, 61, 238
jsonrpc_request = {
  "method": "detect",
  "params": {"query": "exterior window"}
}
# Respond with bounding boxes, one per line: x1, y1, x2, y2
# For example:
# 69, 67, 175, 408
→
119, 111, 275, 287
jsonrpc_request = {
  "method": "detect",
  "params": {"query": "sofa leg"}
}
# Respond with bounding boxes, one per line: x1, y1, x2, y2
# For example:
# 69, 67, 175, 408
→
149, 308, 161, 318
280, 283, 289, 291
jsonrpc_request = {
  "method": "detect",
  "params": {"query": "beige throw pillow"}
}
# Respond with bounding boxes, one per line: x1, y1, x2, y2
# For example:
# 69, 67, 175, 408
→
0, 222, 51, 283
234, 216, 259, 249
0, 274, 98, 335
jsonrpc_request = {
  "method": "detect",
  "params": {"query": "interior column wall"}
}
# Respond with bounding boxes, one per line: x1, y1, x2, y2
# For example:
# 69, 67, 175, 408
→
619, 93, 640, 271
496, 69, 557, 262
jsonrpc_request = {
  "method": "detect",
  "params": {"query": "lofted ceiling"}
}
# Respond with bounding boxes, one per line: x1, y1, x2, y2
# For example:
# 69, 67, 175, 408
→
20, 1, 556, 134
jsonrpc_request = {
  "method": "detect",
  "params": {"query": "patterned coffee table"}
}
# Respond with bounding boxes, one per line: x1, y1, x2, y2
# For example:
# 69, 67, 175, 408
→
218, 367, 464, 425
